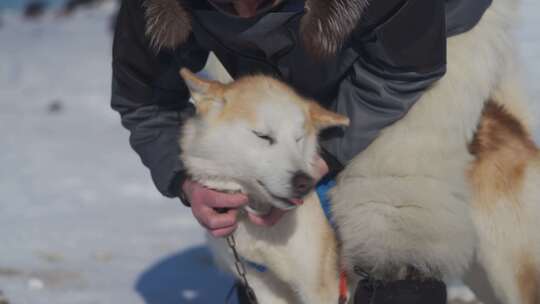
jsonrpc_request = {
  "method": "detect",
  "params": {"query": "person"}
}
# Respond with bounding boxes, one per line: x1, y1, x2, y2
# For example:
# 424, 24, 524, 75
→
111, 0, 492, 302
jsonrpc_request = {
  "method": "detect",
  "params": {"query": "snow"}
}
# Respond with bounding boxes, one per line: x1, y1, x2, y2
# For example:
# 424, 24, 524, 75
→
0, 4, 235, 304
0, 1, 538, 304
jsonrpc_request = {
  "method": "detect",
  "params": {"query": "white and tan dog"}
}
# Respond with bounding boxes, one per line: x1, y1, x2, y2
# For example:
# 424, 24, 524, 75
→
329, 0, 540, 303
179, 68, 349, 304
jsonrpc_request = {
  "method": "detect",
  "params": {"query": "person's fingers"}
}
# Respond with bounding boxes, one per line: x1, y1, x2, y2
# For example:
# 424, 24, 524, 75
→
247, 208, 287, 227
209, 224, 238, 238
192, 205, 239, 230
206, 191, 249, 209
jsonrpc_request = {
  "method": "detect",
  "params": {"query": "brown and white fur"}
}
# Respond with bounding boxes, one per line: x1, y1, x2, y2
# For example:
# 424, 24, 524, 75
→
179, 67, 349, 304
329, 0, 540, 303
469, 100, 540, 304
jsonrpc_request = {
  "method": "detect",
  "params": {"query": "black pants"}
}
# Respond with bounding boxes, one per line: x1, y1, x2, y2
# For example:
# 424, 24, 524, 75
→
236, 279, 447, 304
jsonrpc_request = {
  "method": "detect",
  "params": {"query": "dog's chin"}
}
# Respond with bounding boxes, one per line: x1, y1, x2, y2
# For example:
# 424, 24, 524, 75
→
244, 197, 296, 216
247, 180, 299, 212
268, 196, 298, 211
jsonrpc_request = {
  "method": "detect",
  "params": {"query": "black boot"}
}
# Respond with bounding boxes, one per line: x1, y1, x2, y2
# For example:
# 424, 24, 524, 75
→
354, 278, 447, 304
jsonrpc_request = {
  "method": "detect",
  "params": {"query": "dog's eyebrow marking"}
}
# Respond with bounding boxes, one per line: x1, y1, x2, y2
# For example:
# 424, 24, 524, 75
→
252, 130, 276, 145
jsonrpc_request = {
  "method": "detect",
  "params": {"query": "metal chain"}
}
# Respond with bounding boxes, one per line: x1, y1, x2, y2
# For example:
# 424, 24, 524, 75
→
226, 234, 259, 304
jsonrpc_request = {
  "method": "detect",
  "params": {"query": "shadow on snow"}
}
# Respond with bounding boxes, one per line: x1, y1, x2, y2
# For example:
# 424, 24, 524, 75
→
135, 245, 237, 304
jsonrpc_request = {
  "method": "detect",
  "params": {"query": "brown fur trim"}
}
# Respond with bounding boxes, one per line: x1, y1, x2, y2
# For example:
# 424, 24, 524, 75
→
468, 100, 538, 211
143, 0, 369, 56
301, 0, 369, 58
143, 0, 192, 51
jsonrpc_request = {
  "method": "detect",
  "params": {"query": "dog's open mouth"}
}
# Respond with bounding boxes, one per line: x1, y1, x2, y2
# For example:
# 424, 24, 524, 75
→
272, 195, 301, 209
256, 180, 302, 210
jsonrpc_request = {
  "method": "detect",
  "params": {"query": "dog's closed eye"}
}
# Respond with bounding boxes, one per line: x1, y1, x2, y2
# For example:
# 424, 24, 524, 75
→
252, 130, 275, 145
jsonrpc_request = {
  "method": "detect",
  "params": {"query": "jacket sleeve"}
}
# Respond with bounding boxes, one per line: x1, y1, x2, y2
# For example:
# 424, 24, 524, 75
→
319, 0, 447, 166
111, 0, 209, 197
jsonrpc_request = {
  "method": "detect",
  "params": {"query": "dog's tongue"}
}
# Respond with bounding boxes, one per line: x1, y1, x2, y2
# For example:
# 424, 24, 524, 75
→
288, 198, 304, 206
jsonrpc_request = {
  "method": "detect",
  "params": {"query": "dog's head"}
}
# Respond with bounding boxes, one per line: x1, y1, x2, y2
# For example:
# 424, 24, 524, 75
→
179, 68, 349, 210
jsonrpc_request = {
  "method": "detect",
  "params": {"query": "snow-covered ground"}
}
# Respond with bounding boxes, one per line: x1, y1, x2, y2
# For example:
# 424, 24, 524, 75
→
0, 4, 235, 304
0, 1, 538, 304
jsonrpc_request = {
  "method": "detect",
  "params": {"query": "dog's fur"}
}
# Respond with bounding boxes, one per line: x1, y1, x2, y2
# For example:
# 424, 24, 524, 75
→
330, 0, 540, 303
178, 0, 540, 302
469, 100, 540, 304
179, 67, 349, 303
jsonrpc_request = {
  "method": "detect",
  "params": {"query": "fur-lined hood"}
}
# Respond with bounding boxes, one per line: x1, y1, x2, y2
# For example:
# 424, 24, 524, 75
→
143, 0, 369, 57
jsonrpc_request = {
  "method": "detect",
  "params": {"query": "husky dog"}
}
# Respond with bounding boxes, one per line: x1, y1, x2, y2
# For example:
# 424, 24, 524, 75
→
330, 0, 540, 303
179, 68, 350, 304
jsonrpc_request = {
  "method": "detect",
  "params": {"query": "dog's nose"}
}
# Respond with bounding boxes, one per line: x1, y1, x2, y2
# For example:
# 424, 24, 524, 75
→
291, 171, 314, 197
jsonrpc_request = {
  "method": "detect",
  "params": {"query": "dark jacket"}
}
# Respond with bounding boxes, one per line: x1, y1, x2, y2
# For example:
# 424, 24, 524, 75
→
111, 0, 491, 198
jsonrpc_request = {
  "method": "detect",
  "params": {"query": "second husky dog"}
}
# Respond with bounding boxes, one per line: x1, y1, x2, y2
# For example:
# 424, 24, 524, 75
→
330, 0, 540, 303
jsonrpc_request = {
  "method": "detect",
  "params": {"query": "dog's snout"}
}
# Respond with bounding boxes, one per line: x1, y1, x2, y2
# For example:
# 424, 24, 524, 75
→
291, 171, 314, 197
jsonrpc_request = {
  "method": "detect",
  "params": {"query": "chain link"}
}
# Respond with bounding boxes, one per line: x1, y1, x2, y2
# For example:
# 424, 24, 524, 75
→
226, 235, 259, 304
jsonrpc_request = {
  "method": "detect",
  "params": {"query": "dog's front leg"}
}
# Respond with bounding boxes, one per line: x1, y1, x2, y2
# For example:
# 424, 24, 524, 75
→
261, 193, 343, 304
241, 269, 296, 304
231, 192, 342, 304
207, 234, 298, 303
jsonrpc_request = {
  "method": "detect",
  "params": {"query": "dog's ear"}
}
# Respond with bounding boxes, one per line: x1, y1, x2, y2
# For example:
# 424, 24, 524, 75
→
309, 102, 350, 130
179, 68, 225, 111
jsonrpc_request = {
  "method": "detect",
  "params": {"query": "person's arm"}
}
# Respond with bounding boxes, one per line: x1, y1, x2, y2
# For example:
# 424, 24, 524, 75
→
111, 0, 208, 198
111, 0, 252, 236
320, 0, 447, 167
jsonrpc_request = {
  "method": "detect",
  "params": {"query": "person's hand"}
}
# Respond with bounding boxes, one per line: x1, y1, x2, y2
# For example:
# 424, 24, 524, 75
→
246, 155, 329, 226
182, 179, 248, 237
